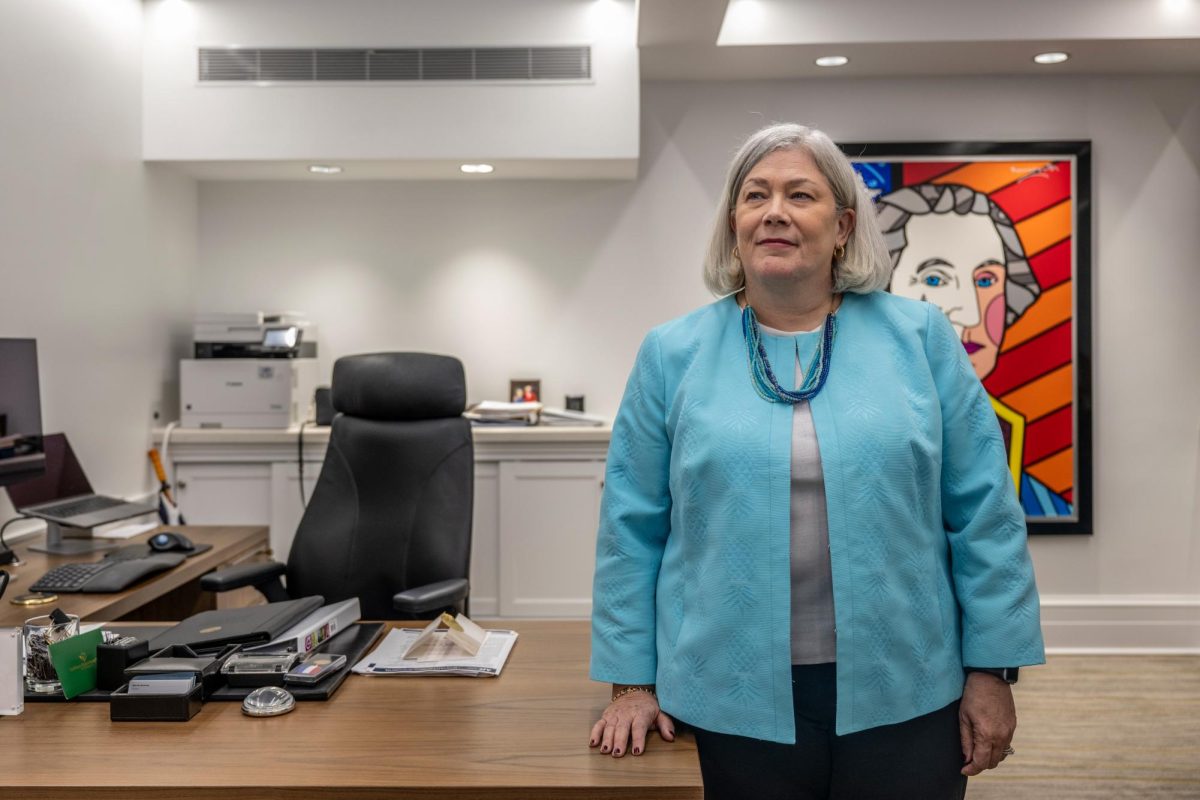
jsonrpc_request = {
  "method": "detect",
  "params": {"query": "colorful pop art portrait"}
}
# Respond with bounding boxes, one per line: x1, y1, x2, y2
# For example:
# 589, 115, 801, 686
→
846, 142, 1092, 534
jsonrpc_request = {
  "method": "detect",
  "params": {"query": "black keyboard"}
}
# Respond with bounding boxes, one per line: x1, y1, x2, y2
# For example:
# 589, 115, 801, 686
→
30, 562, 111, 592
30, 553, 186, 594
35, 495, 125, 518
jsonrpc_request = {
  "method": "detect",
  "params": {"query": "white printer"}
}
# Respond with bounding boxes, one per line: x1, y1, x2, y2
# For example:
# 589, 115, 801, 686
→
181, 312, 320, 429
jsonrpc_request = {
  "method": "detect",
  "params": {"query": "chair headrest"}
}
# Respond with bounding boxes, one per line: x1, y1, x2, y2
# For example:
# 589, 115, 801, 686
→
332, 353, 466, 421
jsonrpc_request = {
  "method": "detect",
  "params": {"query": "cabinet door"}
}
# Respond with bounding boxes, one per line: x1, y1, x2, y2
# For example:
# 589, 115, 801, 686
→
469, 463, 500, 617
174, 463, 271, 528
270, 461, 324, 562
498, 461, 604, 618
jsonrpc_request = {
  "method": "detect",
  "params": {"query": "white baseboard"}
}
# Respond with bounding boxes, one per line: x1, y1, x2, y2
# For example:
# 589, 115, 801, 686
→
1040, 594, 1200, 654
469, 596, 498, 617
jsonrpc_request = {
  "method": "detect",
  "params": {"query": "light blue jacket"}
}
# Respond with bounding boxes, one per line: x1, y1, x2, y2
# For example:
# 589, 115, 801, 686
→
590, 291, 1044, 742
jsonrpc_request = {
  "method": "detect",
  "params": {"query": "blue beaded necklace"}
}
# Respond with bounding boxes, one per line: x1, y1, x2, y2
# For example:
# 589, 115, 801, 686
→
741, 297, 838, 404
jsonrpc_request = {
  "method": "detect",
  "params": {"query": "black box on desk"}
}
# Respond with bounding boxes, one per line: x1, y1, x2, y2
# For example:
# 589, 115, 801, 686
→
96, 637, 151, 691
109, 682, 204, 722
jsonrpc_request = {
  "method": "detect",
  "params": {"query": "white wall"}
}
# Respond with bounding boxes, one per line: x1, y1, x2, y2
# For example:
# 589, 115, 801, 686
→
143, 0, 639, 170
197, 75, 1200, 613
0, 0, 197, 516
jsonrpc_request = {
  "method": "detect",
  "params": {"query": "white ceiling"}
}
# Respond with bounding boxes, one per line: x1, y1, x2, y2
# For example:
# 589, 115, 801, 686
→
637, 0, 1200, 80
154, 158, 639, 181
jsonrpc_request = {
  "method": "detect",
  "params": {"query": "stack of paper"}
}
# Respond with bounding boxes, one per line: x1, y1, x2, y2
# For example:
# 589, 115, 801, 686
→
538, 407, 606, 427
464, 401, 541, 426
351, 627, 518, 677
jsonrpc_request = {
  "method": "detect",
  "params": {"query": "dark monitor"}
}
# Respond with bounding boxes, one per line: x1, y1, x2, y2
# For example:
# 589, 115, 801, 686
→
0, 338, 45, 487
5, 434, 92, 508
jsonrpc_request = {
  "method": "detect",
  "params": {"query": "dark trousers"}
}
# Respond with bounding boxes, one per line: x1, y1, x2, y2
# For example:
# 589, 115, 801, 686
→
687, 663, 967, 800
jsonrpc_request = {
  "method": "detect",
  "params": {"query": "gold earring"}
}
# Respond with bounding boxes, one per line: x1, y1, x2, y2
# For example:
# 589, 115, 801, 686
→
732, 246, 741, 263
834, 244, 846, 262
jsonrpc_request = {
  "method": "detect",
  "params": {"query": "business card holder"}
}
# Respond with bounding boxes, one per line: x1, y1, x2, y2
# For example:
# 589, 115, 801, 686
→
123, 643, 239, 699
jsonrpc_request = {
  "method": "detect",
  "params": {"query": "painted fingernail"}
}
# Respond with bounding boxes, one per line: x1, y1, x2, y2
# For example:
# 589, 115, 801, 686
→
633, 747, 641, 755
601, 746, 609, 753
613, 748, 622, 756
589, 739, 596, 747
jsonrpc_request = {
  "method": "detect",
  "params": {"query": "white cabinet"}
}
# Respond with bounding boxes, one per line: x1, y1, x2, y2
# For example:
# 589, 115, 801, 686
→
158, 426, 610, 618
498, 461, 604, 617
175, 463, 271, 528
269, 461, 323, 561
470, 463, 501, 616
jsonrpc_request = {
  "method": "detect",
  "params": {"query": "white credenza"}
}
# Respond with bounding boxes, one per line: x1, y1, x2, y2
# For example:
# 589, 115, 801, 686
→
153, 425, 611, 619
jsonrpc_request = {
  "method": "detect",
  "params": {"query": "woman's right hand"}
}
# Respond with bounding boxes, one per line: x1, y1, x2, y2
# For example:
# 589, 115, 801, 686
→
589, 687, 676, 758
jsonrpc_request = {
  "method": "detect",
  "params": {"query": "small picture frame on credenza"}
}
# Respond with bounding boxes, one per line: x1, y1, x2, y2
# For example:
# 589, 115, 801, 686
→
509, 379, 541, 404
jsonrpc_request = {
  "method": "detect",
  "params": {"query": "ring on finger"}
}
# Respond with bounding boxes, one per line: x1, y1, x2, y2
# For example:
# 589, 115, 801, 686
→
1002, 746, 1015, 756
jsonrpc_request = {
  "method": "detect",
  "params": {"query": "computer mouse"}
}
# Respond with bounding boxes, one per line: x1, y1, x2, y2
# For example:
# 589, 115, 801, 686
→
148, 531, 195, 553
242, 685, 296, 717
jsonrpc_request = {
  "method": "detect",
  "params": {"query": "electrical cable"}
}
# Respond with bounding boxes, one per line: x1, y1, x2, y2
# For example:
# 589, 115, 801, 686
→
298, 420, 310, 508
0, 515, 31, 565
160, 420, 179, 490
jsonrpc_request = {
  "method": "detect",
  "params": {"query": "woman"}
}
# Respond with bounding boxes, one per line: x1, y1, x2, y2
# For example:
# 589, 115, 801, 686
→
588, 123, 1044, 799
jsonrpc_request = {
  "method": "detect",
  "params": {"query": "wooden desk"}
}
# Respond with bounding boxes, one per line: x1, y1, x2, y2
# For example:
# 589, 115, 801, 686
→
0, 525, 268, 628
0, 620, 702, 800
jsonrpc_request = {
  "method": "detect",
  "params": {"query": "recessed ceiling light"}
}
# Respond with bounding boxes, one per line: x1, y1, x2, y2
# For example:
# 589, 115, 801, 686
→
460, 163, 495, 174
308, 164, 342, 174
1033, 52, 1069, 65
815, 55, 849, 68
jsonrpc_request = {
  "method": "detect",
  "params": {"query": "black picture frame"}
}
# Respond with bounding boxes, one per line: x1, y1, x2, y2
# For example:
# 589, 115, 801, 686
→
840, 141, 1093, 535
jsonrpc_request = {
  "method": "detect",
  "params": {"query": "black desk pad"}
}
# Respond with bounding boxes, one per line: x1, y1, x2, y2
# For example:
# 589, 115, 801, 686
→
25, 622, 385, 703
106, 542, 214, 560
208, 621, 384, 701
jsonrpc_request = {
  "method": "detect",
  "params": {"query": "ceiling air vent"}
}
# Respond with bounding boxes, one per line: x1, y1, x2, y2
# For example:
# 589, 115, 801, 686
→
198, 46, 591, 83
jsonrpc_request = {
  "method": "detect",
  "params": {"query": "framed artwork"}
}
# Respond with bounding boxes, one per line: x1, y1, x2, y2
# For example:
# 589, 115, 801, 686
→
509, 379, 541, 404
843, 141, 1092, 535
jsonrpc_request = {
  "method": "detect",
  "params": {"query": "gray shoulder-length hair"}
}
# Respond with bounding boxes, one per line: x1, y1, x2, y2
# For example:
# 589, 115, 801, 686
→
703, 123, 891, 297
875, 183, 1039, 324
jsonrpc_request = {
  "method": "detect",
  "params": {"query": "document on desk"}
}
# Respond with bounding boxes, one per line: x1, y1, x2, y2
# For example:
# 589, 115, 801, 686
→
352, 628, 517, 677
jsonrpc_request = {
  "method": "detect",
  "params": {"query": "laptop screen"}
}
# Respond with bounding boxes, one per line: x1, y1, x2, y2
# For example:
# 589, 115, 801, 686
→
4, 433, 93, 508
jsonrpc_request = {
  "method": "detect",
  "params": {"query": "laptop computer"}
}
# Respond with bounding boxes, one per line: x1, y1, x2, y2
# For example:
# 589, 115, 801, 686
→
6, 432, 157, 554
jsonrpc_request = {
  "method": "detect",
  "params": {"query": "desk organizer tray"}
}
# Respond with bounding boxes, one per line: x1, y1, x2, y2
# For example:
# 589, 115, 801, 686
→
208, 622, 384, 702
125, 643, 240, 700
109, 682, 204, 722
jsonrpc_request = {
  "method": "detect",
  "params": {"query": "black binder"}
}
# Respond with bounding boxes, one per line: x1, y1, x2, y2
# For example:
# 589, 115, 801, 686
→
149, 596, 324, 653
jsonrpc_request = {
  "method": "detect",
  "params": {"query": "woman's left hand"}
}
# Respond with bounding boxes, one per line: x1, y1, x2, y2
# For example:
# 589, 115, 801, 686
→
958, 672, 1016, 776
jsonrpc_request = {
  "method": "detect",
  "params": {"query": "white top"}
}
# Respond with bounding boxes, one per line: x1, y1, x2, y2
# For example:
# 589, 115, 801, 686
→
758, 321, 837, 665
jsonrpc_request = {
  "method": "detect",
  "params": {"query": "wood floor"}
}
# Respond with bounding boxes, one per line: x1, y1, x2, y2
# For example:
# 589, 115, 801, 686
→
967, 655, 1200, 799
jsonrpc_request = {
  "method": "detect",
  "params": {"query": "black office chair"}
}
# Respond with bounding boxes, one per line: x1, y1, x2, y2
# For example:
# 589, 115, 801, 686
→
200, 353, 474, 619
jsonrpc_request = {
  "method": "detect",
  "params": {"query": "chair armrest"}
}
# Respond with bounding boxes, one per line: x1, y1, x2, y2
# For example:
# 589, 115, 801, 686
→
200, 561, 287, 593
393, 578, 470, 616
